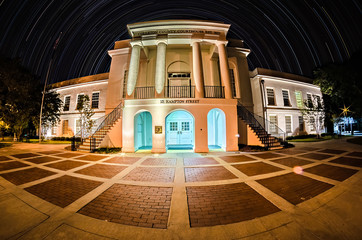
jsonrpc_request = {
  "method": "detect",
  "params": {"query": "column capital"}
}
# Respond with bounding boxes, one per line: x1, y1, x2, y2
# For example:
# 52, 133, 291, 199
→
190, 39, 203, 46
130, 40, 143, 47
156, 39, 168, 45
215, 40, 228, 47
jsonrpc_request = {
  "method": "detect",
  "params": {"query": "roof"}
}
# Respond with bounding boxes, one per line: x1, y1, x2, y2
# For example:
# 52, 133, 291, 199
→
250, 68, 313, 84
49, 72, 109, 89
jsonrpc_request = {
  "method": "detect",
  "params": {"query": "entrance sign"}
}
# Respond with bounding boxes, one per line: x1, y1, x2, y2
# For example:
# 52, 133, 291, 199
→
160, 99, 199, 104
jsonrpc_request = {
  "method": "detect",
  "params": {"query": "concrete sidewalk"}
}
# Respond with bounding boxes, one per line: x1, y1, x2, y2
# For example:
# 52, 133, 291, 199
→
0, 139, 361, 239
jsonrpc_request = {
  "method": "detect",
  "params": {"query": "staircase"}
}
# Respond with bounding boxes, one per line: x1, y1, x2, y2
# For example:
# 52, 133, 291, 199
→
237, 103, 284, 150
78, 101, 123, 152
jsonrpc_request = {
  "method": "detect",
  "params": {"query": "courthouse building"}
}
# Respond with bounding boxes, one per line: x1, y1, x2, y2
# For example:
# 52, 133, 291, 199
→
49, 20, 323, 152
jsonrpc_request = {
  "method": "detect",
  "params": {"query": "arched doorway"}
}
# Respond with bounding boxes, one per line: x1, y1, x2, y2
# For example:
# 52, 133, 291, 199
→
134, 111, 152, 151
166, 110, 194, 150
207, 108, 226, 150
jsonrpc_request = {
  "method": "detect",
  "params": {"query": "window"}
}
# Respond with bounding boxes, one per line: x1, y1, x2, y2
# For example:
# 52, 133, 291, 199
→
170, 122, 178, 131
310, 117, 315, 131
91, 92, 99, 109
182, 122, 190, 131
266, 88, 275, 105
285, 116, 292, 133
76, 94, 84, 110
298, 116, 304, 132
123, 70, 128, 98
307, 93, 313, 108
62, 120, 68, 135
75, 119, 81, 134
51, 126, 57, 135
295, 91, 303, 108
269, 115, 278, 133
282, 90, 291, 106
229, 69, 236, 98
315, 95, 322, 108
63, 96, 70, 111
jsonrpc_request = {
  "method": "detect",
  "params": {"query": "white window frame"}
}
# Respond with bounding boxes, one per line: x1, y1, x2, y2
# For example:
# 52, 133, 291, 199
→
281, 89, 291, 107
285, 115, 292, 133
91, 91, 100, 109
306, 93, 313, 108
63, 95, 71, 111
76, 93, 85, 110
266, 87, 276, 106
269, 114, 278, 133
295, 90, 303, 108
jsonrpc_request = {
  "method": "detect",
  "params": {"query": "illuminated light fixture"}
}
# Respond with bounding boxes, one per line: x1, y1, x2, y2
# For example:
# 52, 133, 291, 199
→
235, 134, 240, 137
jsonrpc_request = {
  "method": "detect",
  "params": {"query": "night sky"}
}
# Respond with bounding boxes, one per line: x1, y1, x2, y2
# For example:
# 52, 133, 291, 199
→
0, 0, 361, 84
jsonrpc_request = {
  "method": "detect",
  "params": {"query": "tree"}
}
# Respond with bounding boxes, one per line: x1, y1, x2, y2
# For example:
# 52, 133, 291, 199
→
76, 95, 95, 140
300, 95, 325, 138
0, 57, 62, 140
313, 51, 362, 132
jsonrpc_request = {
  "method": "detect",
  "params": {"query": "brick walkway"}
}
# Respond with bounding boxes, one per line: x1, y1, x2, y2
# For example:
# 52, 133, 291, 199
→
0, 144, 361, 235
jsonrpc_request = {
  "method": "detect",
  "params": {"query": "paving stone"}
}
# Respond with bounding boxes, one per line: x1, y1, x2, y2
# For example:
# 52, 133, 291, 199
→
78, 184, 172, 229
122, 167, 175, 182
232, 162, 283, 176
257, 173, 334, 205
75, 164, 127, 178
54, 152, 85, 158
25, 156, 60, 164
271, 157, 313, 168
37, 151, 63, 155
305, 164, 358, 181
346, 152, 362, 158
186, 183, 280, 227
0, 161, 30, 171
0, 168, 56, 185
220, 155, 255, 163
330, 156, 362, 168
252, 152, 283, 159
277, 149, 307, 155
104, 157, 140, 165
45, 160, 88, 171
183, 157, 219, 166
0, 156, 11, 161
11, 153, 40, 159
185, 166, 237, 182
75, 155, 108, 161
299, 147, 320, 151
142, 158, 176, 166
299, 153, 332, 160
25, 175, 102, 208
318, 149, 347, 155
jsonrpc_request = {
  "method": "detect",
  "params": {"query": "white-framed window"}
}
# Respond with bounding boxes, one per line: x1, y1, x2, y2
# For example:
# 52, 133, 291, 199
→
170, 122, 178, 131
295, 91, 303, 108
282, 89, 291, 107
91, 92, 100, 109
122, 70, 128, 98
62, 120, 69, 135
229, 69, 237, 98
310, 116, 315, 131
266, 88, 276, 105
76, 93, 85, 110
285, 115, 292, 133
298, 115, 304, 132
182, 122, 190, 131
269, 115, 278, 133
314, 95, 322, 108
51, 125, 57, 135
63, 96, 70, 111
75, 119, 81, 134
307, 93, 313, 108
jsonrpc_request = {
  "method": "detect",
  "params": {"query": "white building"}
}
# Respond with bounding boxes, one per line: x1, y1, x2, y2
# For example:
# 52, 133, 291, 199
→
49, 20, 323, 152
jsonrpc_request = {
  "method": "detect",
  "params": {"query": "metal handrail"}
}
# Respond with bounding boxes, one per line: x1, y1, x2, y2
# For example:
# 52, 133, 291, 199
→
74, 115, 106, 139
252, 113, 286, 141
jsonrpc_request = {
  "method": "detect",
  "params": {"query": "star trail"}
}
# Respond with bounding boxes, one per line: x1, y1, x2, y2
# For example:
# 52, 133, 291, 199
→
0, 0, 360, 84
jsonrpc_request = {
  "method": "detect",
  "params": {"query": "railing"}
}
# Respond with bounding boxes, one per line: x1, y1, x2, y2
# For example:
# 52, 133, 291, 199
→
204, 86, 225, 98
237, 102, 286, 148
91, 101, 123, 138
165, 86, 195, 98
252, 113, 286, 141
74, 115, 106, 141
134, 86, 155, 99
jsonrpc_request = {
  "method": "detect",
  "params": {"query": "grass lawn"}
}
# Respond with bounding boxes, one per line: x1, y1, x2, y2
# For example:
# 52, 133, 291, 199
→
288, 135, 336, 142
24, 139, 71, 144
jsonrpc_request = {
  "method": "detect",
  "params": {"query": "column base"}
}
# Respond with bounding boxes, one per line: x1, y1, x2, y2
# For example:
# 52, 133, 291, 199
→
194, 147, 209, 153
152, 147, 166, 153
122, 147, 135, 153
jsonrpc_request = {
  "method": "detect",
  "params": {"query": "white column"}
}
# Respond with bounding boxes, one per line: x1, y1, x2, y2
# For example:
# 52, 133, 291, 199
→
191, 41, 205, 98
127, 42, 142, 96
217, 41, 232, 99
155, 41, 167, 94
